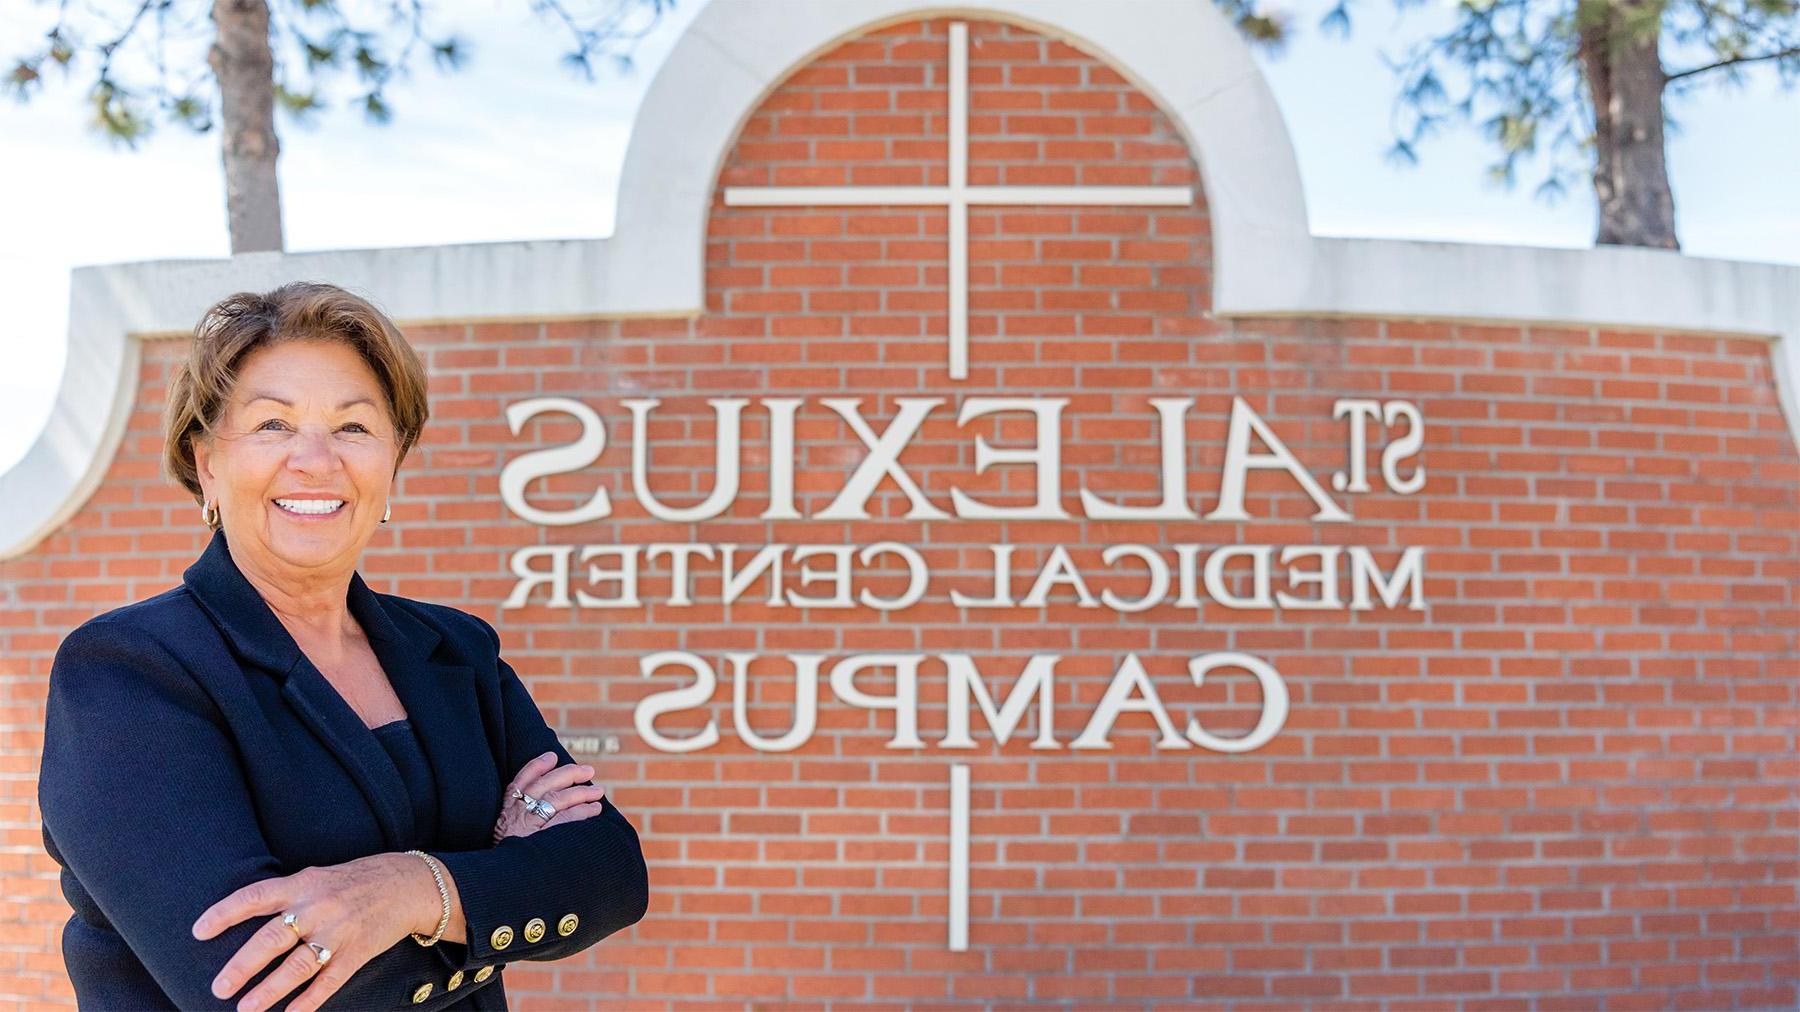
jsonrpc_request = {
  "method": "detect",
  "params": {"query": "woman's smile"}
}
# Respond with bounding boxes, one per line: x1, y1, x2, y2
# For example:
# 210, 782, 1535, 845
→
272, 496, 349, 519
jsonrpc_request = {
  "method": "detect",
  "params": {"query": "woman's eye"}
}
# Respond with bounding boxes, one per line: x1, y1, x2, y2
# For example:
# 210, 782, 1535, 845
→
256, 419, 369, 433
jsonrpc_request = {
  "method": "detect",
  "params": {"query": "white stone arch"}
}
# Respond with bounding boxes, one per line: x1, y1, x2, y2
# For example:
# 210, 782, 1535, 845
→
609, 0, 1316, 322
2, 0, 1797, 560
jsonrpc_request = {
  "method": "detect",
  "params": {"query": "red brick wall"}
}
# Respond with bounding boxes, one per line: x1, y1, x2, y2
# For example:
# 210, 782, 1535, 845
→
6, 15, 1799, 1010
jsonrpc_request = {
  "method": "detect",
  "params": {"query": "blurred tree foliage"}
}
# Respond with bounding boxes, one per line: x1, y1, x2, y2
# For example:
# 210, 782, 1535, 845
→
1211, 0, 1800, 249
5, 0, 675, 252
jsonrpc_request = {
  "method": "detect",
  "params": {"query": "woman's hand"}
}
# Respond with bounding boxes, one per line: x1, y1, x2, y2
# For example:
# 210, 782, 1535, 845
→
491, 751, 609, 843
190, 852, 431, 1012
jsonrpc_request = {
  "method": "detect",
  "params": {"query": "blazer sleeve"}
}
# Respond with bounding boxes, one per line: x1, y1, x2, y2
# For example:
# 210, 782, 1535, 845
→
37, 617, 476, 1011
421, 613, 649, 974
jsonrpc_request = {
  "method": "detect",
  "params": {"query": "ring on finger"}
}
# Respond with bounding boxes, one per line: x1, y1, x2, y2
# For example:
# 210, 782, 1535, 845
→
275, 912, 331, 968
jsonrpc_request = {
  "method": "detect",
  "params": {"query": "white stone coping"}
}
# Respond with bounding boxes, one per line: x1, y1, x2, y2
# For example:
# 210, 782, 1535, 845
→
4, 0, 1796, 561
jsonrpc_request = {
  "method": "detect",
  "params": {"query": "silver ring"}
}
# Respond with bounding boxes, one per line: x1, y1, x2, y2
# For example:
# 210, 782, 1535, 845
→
306, 941, 332, 965
528, 797, 556, 822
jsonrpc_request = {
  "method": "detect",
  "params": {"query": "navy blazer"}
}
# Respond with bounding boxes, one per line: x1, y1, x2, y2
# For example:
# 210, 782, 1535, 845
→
37, 528, 649, 1010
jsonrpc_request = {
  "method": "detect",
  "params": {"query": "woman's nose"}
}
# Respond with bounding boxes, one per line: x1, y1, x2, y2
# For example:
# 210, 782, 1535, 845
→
286, 426, 341, 472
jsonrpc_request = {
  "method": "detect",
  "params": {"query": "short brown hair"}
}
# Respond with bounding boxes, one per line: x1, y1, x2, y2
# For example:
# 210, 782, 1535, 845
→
162, 281, 431, 505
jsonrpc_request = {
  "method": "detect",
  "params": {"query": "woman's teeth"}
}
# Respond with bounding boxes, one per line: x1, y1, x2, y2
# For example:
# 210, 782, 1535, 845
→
274, 498, 345, 516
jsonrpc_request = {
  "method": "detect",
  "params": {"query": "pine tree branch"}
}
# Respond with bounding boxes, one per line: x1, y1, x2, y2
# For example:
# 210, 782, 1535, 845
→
529, 0, 673, 79
1664, 44, 1800, 82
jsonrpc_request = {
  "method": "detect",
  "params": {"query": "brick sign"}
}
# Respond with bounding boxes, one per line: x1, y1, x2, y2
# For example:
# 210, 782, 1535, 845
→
9, 3, 1797, 1009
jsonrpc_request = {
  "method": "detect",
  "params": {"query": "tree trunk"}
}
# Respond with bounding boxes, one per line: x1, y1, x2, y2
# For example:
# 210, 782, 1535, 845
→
1576, 0, 1678, 249
208, 0, 284, 253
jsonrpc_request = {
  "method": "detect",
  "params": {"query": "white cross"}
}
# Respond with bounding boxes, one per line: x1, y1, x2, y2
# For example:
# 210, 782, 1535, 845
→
723, 21, 1195, 381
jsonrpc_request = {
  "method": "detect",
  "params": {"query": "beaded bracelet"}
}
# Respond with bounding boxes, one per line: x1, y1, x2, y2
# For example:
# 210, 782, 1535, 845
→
405, 850, 450, 946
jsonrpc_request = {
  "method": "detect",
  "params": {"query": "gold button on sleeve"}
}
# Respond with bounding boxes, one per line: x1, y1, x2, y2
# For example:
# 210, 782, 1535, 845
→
447, 970, 464, 990
490, 924, 514, 950
557, 913, 579, 936
411, 982, 434, 1004
473, 966, 495, 982
523, 917, 546, 943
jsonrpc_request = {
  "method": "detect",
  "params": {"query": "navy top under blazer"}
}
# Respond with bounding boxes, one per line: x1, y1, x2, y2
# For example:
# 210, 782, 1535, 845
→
372, 719, 440, 847
37, 528, 650, 1010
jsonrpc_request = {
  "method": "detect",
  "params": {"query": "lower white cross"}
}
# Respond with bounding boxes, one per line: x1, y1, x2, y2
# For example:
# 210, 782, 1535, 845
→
724, 20, 1195, 380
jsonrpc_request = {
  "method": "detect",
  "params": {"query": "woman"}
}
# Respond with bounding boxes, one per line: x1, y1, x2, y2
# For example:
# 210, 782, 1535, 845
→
36, 282, 649, 1011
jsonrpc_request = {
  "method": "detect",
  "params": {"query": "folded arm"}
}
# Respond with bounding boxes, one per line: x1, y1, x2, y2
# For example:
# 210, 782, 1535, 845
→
37, 618, 474, 1010
422, 615, 650, 975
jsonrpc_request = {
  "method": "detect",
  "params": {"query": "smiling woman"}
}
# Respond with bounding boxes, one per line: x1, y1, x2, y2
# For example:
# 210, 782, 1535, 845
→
195, 341, 397, 562
36, 281, 650, 1011
163, 289, 430, 566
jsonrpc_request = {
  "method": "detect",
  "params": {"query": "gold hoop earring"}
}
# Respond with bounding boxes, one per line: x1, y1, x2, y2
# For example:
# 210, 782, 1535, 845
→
380, 501, 391, 524
201, 498, 219, 528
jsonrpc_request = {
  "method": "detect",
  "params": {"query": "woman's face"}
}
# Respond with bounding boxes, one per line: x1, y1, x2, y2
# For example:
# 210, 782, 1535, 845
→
192, 339, 399, 583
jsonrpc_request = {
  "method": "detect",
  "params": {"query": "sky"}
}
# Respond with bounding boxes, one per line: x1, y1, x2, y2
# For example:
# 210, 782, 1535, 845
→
2, 0, 1797, 476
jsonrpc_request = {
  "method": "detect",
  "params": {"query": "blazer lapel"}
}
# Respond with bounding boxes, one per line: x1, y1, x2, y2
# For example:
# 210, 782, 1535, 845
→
282, 660, 418, 851
183, 529, 488, 853
344, 564, 491, 852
